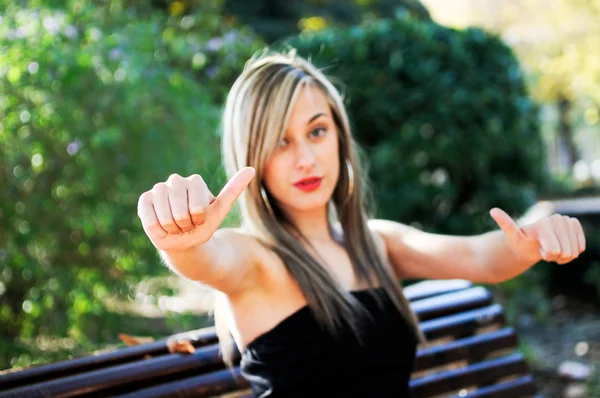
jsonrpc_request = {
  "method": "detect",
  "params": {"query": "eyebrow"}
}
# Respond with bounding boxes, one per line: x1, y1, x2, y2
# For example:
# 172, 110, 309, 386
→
307, 113, 327, 124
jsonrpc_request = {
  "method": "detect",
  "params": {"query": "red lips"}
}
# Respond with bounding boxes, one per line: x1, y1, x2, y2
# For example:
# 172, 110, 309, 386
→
293, 177, 323, 192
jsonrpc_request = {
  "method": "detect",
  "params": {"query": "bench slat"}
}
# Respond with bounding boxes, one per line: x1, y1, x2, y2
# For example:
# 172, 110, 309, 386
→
404, 280, 472, 301
0, 346, 223, 398
420, 304, 505, 340
410, 353, 531, 397
414, 328, 517, 371
449, 375, 537, 398
412, 287, 493, 321
0, 328, 218, 391
115, 368, 248, 398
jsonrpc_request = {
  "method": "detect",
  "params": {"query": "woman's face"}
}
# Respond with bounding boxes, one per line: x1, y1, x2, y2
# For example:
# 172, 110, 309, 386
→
263, 84, 340, 214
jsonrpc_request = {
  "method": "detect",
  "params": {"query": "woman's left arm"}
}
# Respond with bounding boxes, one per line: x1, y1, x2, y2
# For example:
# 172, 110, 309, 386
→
369, 208, 586, 283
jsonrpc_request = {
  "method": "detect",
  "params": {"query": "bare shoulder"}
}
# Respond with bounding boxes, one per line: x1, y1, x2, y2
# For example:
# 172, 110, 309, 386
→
368, 218, 413, 236
366, 219, 392, 260
367, 219, 418, 274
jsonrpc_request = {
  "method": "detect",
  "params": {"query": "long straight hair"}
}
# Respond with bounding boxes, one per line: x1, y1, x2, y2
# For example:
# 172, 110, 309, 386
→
216, 49, 426, 365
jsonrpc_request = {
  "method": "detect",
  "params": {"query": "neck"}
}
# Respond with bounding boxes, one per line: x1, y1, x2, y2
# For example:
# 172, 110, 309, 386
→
283, 205, 334, 243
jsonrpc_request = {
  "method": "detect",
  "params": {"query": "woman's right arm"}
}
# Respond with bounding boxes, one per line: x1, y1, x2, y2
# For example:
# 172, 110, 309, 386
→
159, 228, 262, 294
137, 167, 260, 295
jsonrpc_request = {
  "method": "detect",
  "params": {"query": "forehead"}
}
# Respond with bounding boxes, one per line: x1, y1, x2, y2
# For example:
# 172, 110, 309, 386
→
287, 84, 331, 126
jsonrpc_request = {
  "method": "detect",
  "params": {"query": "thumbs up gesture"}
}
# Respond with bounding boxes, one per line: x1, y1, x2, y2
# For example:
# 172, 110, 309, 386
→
490, 208, 586, 265
137, 167, 256, 252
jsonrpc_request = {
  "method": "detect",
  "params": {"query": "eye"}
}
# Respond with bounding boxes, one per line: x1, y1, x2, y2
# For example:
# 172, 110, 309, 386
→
278, 137, 289, 148
310, 127, 327, 138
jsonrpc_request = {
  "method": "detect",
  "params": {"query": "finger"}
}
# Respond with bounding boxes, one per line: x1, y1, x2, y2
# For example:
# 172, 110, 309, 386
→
551, 215, 573, 264
186, 174, 214, 227
537, 218, 562, 262
211, 167, 256, 222
166, 175, 194, 233
181, 340, 195, 354
490, 208, 525, 246
152, 183, 183, 234
137, 192, 168, 240
571, 217, 586, 253
566, 217, 580, 259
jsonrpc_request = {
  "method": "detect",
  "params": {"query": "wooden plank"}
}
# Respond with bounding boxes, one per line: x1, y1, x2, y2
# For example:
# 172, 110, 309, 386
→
114, 368, 249, 398
0, 327, 218, 391
412, 287, 493, 321
404, 280, 473, 302
0, 345, 224, 398
420, 304, 505, 340
448, 375, 537, 398
410, 353, 531, 398
414, 328, 517, 371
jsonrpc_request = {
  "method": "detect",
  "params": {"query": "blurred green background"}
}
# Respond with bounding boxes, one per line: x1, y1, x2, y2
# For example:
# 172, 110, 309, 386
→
1, 0, 599, 394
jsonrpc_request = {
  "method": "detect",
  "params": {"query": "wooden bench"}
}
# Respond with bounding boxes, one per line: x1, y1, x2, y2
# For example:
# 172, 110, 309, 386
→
0, 280, 540, 397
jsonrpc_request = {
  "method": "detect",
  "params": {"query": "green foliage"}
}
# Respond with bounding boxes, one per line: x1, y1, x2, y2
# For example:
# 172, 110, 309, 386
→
286, 16, 549, 234
223, 0, 431, 43
0, 0, 263, 369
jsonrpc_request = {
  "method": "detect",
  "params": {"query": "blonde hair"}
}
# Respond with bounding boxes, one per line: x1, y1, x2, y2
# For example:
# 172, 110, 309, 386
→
216, 48, 426, 365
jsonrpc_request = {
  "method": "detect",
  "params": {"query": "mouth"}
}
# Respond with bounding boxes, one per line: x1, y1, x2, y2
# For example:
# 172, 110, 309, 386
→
293, 177, 323, 192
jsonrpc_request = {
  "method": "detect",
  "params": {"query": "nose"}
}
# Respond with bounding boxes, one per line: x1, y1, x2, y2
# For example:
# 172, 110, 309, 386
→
295, 141, 316, 170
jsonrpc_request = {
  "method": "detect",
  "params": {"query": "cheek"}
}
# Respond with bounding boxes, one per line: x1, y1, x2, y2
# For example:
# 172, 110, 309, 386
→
263, 156, 288, 194
323, 134, 340, 180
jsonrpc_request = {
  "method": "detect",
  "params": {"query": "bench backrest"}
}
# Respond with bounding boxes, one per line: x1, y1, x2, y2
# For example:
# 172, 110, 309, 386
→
0, 280, 539, 398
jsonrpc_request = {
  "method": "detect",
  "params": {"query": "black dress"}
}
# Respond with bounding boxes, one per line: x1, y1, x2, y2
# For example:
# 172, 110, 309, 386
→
240, 287, 417, 397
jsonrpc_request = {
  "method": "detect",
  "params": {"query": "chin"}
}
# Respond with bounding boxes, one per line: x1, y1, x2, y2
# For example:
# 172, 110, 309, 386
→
287, 190, 334, 212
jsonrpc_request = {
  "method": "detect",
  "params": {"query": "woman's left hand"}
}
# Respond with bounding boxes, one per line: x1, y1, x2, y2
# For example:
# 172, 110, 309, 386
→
490, 207, 586, 265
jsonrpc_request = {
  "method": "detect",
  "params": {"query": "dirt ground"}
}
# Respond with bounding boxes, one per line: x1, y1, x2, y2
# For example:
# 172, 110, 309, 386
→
515, 296, 600, 397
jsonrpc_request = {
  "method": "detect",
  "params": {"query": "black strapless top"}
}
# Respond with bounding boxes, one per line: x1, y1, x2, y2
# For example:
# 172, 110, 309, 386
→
240, 287, 417, 397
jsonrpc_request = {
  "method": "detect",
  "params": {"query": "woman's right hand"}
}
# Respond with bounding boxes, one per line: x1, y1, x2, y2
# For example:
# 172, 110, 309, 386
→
137, 167, 256, 252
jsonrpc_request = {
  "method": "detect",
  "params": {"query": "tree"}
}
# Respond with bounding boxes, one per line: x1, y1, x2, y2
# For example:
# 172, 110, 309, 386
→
223, 0, 432, 43
0, 0, 263, 369
286, 16, 547, 235
423, 0, 600, 171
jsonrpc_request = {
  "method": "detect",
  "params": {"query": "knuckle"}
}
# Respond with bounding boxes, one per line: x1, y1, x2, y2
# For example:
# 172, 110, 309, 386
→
152, 182, 167, 192
137, 192, 152, 208
139, 191, 152, 200
190, 176, 208, 189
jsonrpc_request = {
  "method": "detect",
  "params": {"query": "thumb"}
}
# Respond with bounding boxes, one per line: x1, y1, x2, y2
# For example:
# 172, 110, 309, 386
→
211, 167, 256, 222
490, 207, 525, 244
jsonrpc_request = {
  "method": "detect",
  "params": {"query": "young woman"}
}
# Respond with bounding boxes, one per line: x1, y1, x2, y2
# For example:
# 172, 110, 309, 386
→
137, 50, 586, 397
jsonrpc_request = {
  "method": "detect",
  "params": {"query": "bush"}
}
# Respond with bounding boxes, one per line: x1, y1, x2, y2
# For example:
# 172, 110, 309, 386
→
286, 16, 549, 235
0, 0, 263, 369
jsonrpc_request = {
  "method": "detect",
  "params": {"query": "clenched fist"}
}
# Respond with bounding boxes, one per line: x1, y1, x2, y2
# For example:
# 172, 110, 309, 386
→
137, 167, 255, 252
